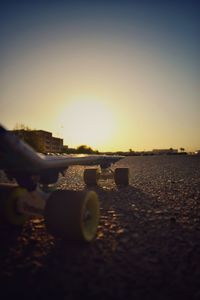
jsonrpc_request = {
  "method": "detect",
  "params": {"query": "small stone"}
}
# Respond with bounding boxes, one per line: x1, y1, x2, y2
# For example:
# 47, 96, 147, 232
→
116, 229, 125, 234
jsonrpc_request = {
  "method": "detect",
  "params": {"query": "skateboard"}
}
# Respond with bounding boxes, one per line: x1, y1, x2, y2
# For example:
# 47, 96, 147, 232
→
0, 125, 129, 242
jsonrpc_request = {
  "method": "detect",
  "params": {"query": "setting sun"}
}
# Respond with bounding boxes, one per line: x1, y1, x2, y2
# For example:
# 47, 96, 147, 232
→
57, 98, 116, 149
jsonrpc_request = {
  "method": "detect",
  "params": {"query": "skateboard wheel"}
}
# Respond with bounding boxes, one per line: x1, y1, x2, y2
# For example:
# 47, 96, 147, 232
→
0, 185, 28, 225
83, 168, 99, 186
45, 190, 100, 242
114, 168, 129, 186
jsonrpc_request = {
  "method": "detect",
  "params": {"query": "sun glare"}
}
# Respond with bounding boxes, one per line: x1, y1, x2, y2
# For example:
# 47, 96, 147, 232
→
58, 99, 116, 149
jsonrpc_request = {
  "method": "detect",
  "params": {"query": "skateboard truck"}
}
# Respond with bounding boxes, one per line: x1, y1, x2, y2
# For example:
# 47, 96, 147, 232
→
83, 167, 129, 187
0, 181, 100, 242
0, 166, 129, 242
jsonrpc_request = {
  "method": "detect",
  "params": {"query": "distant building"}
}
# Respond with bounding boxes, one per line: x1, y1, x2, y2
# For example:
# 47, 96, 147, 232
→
51, 137, 63, 153
152, 148, 178, 155
12, 129, 63, 153
33, 130, 52, 153
12, 129, 29, 140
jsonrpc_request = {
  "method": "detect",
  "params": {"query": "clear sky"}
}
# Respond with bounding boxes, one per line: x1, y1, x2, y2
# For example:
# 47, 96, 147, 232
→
1, 0, 199, 151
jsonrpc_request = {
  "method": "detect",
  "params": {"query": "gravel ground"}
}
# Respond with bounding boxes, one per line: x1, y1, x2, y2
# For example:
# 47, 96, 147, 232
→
0, 155, 200, 300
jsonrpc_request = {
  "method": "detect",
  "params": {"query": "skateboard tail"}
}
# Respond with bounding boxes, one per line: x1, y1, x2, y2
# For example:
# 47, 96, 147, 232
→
0, 125, 45, 172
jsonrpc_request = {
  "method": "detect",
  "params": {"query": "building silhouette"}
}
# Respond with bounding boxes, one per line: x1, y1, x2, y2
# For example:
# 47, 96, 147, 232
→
12, 129, 63, 153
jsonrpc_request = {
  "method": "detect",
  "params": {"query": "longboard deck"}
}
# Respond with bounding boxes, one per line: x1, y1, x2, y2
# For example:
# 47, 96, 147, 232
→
0, 125, 123, 173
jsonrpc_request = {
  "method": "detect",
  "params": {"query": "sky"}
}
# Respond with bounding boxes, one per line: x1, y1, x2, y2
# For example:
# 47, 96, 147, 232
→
0, 0, 199, 151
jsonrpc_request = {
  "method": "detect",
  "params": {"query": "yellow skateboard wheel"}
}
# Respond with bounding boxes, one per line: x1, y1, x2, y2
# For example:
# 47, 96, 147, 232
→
1, 185, 28, 226
83, 168, 99, 186
114, 168, 129, 186
45, 190, 100, 242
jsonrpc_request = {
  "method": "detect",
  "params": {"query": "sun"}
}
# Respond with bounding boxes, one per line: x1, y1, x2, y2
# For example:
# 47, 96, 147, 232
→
58, 98, 116, 149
